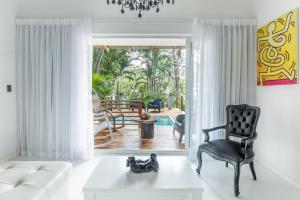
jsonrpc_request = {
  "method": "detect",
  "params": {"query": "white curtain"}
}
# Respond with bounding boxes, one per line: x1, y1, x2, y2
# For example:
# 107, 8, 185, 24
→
188, 19, 257, 159
16, 19, 94, 160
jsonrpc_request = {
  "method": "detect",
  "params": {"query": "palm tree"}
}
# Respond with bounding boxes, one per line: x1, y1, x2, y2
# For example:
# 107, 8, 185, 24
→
92, 48, 134, 98
134, 48, 173, 96
93, 48, 105, 73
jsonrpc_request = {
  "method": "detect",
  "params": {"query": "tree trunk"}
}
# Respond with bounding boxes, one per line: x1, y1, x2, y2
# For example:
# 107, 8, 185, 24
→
93, 49, 105, 73
172, 49, 181, 108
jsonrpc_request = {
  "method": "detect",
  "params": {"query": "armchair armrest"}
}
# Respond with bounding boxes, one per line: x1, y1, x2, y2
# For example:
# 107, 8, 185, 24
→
241, 132, 257, 159
111, 107, 124, 115
105, 107, 124, 116
94, 112, 109, 121
175, 119, 185, 127
148, 100, 154, 106
241, 132, 257, 144
95, 109, 114, 118
202, 125, 226, 142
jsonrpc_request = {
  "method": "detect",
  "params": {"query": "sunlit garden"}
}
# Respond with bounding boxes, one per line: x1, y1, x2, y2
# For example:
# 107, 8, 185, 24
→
92, 46, 187, 150
92, 47, 186, 110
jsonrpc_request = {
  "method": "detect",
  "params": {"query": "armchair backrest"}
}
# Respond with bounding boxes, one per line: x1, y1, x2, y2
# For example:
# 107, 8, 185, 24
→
154, 99, 162, 104
225, 104, 260, 139
150, 99, 162, 105
175, 114, 185, 124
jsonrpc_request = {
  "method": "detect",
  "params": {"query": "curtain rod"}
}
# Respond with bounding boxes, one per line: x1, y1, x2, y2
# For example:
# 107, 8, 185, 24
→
93, 34, 193, 38
93, 18, 256, 24
93, 18, 194, 23
195, 18, 257, 26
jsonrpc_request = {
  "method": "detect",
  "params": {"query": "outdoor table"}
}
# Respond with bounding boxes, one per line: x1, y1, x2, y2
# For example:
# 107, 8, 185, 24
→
135, 117, 157, 139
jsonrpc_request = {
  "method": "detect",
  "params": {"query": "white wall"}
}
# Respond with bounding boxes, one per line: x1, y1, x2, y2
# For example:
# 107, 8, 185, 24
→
0, 0, 18, 159
252, 0, 300, 187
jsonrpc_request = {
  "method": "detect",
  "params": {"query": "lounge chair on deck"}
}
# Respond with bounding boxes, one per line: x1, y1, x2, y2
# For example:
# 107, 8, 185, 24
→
94, 112, 114, 147
147, 99, 164, 113
92, 93, 125, 131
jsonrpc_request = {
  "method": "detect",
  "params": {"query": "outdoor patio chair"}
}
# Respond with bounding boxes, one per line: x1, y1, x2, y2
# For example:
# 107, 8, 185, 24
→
94, 112, 114, 147
92, 93, 125, 131
173, 114, 185, 143
147, 99, 164, 113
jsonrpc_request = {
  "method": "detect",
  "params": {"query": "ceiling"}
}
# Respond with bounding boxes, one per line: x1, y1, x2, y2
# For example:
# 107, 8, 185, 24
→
16, 0, 255, 19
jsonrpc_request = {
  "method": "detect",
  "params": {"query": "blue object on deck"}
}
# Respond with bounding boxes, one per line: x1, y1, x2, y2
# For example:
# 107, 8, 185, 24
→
154, 115, 174, 126
113, 115, 174, 126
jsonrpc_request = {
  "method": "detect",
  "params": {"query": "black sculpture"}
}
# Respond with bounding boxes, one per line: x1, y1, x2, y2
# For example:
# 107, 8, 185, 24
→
126, 153, 159, 173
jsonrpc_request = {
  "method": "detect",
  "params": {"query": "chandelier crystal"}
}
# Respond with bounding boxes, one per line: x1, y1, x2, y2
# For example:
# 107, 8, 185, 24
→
106, 0, 175, 18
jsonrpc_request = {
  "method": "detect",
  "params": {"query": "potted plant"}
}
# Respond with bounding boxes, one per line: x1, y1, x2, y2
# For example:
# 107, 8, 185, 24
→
140, 112, 151, 120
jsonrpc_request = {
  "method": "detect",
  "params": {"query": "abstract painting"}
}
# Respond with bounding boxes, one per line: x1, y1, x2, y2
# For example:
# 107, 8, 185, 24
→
257, 9, 298, 86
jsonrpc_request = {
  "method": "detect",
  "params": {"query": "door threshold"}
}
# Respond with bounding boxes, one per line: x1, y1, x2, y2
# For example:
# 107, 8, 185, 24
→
94, 149, 187, 156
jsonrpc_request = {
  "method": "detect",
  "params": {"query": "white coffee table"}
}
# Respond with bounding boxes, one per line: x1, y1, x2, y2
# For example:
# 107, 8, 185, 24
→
83, 156, 203, 200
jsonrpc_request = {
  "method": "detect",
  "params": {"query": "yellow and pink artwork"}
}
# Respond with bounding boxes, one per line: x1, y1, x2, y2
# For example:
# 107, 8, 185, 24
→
257, 9, 298, 86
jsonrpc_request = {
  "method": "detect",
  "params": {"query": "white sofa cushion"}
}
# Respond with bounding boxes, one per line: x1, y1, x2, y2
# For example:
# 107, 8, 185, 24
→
0, 161, 72, 200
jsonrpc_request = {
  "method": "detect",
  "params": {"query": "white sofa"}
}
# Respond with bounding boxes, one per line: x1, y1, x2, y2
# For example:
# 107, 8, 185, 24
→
0, 161, 72, 200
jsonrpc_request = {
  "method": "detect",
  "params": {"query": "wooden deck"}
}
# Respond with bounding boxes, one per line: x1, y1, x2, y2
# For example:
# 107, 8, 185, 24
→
94, 108, 185, 151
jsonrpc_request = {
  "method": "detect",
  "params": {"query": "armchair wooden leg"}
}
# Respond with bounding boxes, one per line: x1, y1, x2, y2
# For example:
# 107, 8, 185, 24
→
173, 127, 175, 135
249, 161, 257, 180
196, 150, 203, 174
234, 163, 241, 197
226, 162, 228, 168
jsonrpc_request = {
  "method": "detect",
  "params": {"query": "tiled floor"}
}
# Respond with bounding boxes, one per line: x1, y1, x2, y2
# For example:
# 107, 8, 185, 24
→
14, 155, 300, 200
197, 157, 300, 200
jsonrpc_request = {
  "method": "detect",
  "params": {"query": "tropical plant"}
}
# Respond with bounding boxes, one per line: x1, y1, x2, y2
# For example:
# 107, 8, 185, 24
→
92, 74, 113, 98
92, 47, 186, 109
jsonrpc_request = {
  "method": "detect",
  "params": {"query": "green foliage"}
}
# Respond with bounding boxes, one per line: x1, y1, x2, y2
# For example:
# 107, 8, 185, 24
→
94, 49, 130, 77
92, 74, 113, 98
92, 47, 186, 109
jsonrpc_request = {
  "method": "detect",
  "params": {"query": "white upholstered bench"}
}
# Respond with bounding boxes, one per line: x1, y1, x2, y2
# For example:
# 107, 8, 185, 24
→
0, 161, 72, 200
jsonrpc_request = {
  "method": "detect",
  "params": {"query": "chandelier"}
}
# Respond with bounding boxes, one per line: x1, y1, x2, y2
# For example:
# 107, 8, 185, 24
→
106, 0, 175, 18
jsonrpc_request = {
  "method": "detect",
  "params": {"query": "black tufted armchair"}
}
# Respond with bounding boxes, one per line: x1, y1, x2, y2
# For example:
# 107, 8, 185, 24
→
196, 104, 260, 197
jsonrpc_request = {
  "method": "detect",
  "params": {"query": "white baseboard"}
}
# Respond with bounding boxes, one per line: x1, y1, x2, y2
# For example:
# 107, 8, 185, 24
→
1, 152, 19, 161
256, 157, 300, 191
